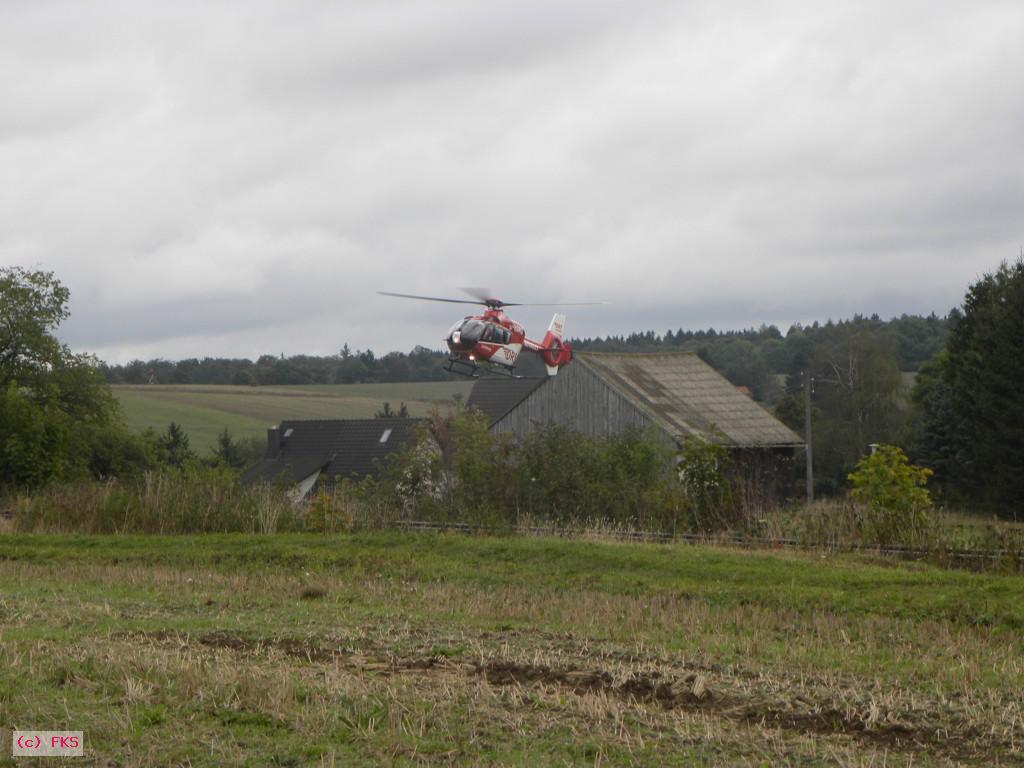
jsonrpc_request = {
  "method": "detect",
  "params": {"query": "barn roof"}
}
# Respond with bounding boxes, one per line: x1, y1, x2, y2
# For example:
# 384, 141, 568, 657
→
241, 418, 423, 486
466, 377, 547, 426
574, 352, 803, 447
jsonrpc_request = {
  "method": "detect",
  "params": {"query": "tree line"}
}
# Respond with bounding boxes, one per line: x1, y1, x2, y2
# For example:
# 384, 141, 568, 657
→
100, 345, 457, 386
100, 314, 949, 399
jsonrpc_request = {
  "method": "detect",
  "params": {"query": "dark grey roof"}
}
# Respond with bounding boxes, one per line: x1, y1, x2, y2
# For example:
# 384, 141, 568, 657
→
575, 352, 803, 448
466, 377, 547, 426
241, 418, 424, 485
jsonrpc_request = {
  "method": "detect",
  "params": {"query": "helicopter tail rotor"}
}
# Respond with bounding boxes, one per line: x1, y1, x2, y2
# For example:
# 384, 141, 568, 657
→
539, 313, 571, 375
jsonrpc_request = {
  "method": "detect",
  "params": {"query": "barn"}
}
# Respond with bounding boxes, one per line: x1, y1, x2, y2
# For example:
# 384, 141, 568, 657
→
466, 351, 802, 498
467, 351, 802, 450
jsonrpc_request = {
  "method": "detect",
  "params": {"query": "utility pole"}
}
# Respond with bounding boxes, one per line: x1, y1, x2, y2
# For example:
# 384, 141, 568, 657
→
804, 371, 814, 503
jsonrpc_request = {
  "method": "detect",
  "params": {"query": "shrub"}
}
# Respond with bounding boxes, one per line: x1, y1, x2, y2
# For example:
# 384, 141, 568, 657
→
379, 409, 688, 531
847, 445, 935, 546
302, 480, 394, 533
513, 425, 683, 530
676, 435, 736, 531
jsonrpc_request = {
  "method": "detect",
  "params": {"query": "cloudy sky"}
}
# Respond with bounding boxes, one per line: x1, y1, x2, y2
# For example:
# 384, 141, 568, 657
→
2, 1, 1022, 363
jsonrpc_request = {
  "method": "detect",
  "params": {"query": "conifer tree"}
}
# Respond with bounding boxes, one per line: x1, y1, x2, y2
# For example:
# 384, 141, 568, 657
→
940, 258, 1024, 513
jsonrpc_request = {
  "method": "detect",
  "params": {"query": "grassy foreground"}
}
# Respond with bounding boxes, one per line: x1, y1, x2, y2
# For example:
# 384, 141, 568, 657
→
0, 532, 1021, 766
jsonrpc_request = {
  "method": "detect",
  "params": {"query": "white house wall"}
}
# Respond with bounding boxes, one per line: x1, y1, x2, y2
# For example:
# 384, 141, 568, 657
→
289, 469, 322, 503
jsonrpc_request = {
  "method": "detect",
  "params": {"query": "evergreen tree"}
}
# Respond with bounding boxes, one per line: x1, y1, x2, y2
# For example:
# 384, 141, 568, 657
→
375, 401, 410, 418
159, 422, 196, 469
938, 259, 1024, 513
907, 349, 957, 490
211, 428, 244, 469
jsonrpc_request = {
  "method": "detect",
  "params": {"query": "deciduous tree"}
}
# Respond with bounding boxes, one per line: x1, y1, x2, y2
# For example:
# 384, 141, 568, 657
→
0, 267, 134, 488
0, 267, 70, 387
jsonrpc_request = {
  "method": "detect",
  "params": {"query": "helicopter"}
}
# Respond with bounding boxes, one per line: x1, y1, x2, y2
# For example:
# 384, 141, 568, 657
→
378, 288, 599, 377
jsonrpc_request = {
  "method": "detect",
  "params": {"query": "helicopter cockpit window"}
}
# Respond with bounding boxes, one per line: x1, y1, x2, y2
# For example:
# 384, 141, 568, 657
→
457, 319, 485, 344
482, 324, 511, 344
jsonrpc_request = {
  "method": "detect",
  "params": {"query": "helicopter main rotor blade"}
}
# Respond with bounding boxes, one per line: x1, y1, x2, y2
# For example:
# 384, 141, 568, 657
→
458, 287, 604, 308
508, 301, 608, 307
381, 289, 608, 309
453, 287, 518, 308
377, 291, 484, 306
457, 287, 518, 306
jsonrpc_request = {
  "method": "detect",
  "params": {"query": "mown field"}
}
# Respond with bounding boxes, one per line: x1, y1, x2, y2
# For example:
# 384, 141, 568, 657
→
112, 383, 475, 452
0, 531, 1021, 766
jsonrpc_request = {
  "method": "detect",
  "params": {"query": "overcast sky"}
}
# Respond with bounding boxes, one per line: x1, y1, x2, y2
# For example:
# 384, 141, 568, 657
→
2, 1, 1022, 364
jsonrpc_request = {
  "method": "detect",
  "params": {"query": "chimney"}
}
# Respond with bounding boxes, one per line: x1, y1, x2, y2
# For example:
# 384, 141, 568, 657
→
266, 427, 281, 458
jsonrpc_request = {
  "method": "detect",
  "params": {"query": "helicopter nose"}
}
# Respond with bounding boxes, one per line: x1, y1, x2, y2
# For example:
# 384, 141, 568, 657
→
446, 330, 464, 354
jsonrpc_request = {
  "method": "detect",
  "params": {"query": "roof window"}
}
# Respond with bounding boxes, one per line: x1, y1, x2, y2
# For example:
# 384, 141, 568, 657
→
379, 428, 393, 444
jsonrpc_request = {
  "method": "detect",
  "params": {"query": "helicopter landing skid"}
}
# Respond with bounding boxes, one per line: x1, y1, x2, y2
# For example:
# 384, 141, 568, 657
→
444, 357, 481, 378
444, 357, 520, 379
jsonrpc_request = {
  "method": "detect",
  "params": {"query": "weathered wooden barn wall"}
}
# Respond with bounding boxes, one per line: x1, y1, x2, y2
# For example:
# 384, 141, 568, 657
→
490, 361, 671, 445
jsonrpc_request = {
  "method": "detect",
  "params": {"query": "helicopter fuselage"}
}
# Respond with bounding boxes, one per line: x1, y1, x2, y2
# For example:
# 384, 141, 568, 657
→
445, 308, 526, 373
377, 289, 575, 377
444, 308, 569, 377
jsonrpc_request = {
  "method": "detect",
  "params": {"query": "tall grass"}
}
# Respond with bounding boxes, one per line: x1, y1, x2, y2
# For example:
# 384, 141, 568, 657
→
7, 421, 1021, 574
764, 498, 942, 549
758, 499, 1024, 567
5, 472, 1022, 573
7, 469, 304, 534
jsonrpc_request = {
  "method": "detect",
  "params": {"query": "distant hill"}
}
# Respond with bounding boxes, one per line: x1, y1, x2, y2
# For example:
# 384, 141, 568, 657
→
113, 381, 474, 453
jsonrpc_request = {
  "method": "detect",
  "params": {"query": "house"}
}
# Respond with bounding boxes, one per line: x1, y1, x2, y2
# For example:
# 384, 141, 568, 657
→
241, 418, 424, 499
468, 351, 802, 449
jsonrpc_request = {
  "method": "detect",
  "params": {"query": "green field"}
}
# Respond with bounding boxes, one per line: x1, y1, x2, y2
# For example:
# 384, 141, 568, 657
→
113, 382, 475, 452
0, 530, 1021, 766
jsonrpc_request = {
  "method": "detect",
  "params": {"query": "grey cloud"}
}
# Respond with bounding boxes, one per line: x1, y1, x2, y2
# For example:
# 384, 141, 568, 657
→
4, 1, 1024, 363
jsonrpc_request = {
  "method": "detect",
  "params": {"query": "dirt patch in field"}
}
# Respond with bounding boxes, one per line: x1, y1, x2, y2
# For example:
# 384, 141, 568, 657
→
118, 629, 1013, 760
120, 629, 454, 671
199, 631, 342, 663
472, 660, 947, 752
477, 660, 713, 706
121, 629, 352, 664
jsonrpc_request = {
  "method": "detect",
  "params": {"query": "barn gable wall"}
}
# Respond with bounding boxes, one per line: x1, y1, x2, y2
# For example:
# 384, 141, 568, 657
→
490, 362, 672, 445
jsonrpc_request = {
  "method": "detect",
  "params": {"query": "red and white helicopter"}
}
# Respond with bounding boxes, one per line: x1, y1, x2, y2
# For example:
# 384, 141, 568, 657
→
379, 288, 599, 377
